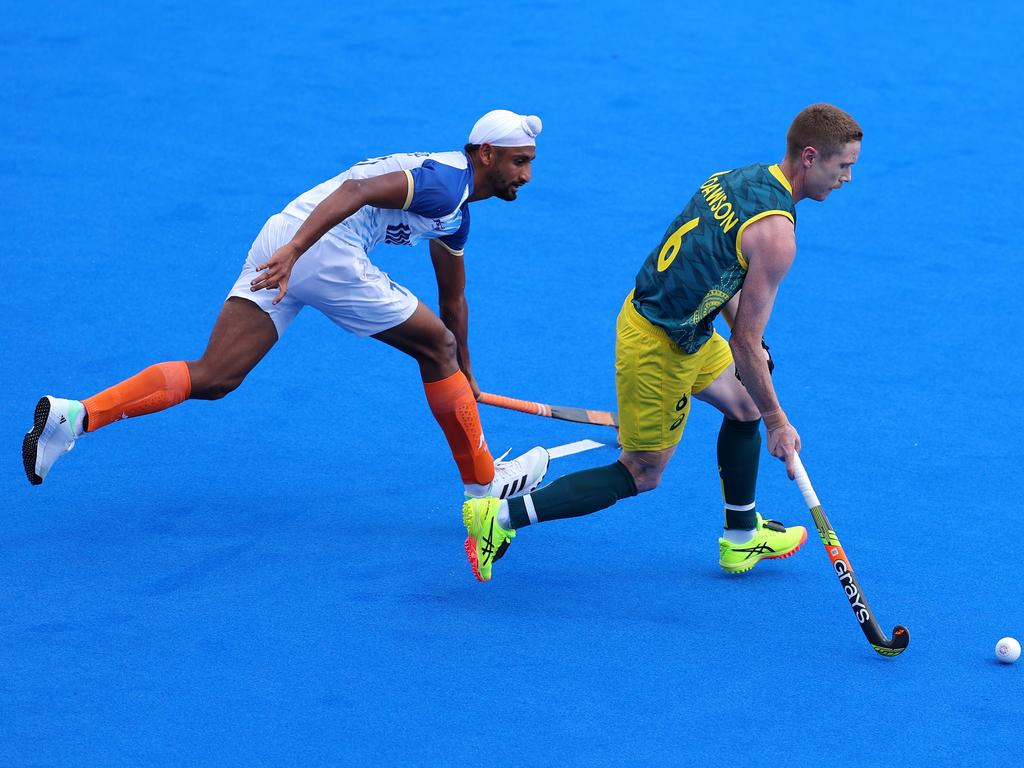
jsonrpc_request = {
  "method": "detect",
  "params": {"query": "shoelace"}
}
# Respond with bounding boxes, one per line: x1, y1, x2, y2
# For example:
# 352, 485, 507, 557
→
493, 448, 523, 475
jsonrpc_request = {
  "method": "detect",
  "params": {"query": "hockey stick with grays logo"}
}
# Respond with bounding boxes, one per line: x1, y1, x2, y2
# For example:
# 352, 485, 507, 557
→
791, 452, 909, 657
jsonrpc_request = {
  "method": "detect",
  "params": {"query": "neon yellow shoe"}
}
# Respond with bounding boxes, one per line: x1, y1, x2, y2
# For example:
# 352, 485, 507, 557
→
462, 497, 515, 582
719, 514, 807, 574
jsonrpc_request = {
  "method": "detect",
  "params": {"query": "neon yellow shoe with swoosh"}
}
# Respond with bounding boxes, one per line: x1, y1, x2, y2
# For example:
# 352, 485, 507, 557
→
462, 497, 516, 582
719, 514, 807, 574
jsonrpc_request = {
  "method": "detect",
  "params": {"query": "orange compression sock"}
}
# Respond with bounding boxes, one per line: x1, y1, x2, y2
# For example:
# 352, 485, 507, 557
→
423, 371, 495, 485
82, 361, 192, 432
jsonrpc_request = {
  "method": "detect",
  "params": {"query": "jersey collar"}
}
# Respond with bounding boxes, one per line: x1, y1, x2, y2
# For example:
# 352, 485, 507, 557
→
768, 164, 793, 196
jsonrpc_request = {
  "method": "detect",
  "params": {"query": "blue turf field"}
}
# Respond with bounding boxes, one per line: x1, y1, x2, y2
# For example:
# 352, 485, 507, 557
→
4, 2, 1022, 765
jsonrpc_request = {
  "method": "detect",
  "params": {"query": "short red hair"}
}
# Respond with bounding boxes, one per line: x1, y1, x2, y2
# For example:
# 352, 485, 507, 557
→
786, 104, 863, 159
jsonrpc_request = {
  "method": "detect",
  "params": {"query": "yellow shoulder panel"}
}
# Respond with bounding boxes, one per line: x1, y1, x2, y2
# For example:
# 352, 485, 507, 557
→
768, 164, 793, 196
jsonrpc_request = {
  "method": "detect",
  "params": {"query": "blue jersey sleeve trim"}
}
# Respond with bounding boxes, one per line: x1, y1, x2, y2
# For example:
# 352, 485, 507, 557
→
400, 169, 415, 210
407, 160, 470, 218
438, 203, 470, 253
433, 239, 464, 256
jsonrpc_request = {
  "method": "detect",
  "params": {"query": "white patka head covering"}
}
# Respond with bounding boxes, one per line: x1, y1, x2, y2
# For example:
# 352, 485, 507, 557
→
468, 109, 543, 147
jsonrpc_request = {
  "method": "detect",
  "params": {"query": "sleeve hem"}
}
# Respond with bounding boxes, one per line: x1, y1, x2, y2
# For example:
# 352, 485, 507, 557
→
434, 238, 464, 256
401, 169, 415, 210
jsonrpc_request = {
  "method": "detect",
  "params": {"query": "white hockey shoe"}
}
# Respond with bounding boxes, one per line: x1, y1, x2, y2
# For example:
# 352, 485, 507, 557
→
23, 396, 85, 485
465, 446, 550, 500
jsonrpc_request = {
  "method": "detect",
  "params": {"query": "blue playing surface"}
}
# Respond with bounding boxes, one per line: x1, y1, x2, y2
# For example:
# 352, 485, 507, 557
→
4, 2, 1022, 765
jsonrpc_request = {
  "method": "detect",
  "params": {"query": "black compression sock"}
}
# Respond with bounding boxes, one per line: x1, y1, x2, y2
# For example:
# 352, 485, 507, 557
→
507, 461, 638, 528
718, 416, 761, 529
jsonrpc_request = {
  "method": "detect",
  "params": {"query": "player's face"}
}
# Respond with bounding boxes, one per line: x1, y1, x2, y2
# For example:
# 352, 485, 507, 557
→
805, 140, 860, 201
489, 146, 535, 201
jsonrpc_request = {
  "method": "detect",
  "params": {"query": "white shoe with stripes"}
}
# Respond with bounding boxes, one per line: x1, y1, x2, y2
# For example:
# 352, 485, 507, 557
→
465, 446, 550, 500
23, 396, 85, 485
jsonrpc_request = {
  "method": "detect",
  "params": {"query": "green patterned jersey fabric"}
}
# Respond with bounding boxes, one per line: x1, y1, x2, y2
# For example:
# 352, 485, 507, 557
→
632, 163, 796, 353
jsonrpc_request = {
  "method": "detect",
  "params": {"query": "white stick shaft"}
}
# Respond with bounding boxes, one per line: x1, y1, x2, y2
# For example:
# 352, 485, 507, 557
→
791, 452, 821, 509
547, 439, 606, 460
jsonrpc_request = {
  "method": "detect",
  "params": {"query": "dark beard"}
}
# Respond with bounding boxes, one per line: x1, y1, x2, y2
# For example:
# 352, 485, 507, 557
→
489, 168, 518, 201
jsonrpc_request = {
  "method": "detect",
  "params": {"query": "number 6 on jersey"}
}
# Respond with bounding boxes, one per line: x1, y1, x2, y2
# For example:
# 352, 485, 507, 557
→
656, 217, 700, 272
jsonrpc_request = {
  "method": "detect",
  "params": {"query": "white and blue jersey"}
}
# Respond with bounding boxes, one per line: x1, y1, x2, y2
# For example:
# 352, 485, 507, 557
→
283, 151, 473, 256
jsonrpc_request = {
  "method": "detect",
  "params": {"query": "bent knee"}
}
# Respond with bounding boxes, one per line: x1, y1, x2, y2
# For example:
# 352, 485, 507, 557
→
194, 382, 240, 400
732, 404, 762, 422
418, 328, 458, 368
187, 362, 245, 400
620, 462, 664, 493
634, 471, 665, 493
191, 380, 242, 400
716, 391, 762, 422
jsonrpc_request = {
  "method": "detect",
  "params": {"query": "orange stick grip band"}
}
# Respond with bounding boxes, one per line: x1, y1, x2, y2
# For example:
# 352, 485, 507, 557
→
478, 392, 552, 418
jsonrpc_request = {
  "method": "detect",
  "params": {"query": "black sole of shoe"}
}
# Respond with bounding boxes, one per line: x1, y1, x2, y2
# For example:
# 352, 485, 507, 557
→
22, 396, 49, 486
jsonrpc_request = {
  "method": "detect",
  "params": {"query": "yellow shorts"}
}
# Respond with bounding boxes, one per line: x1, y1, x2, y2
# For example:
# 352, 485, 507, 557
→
615, 293, 733, 451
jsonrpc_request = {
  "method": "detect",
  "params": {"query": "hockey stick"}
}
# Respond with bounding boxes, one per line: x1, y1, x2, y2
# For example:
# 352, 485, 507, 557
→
791, 453, 909, 657
546, 439, 608, 459
478, 392, 619, 428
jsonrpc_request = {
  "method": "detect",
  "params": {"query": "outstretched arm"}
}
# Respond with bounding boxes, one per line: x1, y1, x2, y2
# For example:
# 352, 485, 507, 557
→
429, 239, 477, 397
731, 214, 800, 477
250, 171, 411, 303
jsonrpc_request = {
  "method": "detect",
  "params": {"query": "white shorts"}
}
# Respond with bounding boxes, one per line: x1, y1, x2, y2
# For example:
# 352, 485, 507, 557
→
227, 213, 419, 337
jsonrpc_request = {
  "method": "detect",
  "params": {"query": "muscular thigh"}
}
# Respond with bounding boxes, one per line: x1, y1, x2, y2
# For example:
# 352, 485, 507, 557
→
615, 297, 732, 451
188, 296, 279, 396
692, 360, 761, 421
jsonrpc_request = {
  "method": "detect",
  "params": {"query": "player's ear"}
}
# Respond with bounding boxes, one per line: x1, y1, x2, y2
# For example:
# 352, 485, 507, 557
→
801, 146, 818, 168
478, 143, 496, 166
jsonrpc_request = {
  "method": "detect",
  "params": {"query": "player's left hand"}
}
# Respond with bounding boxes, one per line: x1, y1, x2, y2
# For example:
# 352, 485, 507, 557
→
251, 243, 301, 304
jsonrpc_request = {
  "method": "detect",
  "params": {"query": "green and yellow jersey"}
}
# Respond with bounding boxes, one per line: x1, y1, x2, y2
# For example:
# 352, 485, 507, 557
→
632, 163, 796, 353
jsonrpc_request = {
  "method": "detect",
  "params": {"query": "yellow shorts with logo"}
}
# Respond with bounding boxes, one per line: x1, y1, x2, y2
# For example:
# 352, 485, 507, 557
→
616, 292, 734, 451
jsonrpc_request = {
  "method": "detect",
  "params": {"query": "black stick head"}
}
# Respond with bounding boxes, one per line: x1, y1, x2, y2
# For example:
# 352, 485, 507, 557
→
872, 625, 910, 657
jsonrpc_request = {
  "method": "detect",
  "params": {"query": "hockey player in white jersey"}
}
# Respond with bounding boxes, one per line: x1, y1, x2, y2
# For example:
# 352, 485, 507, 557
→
24, 109, 549, 506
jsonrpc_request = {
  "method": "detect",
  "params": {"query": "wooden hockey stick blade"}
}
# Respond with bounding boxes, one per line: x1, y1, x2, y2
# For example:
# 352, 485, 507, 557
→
479, 392, 619, 428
